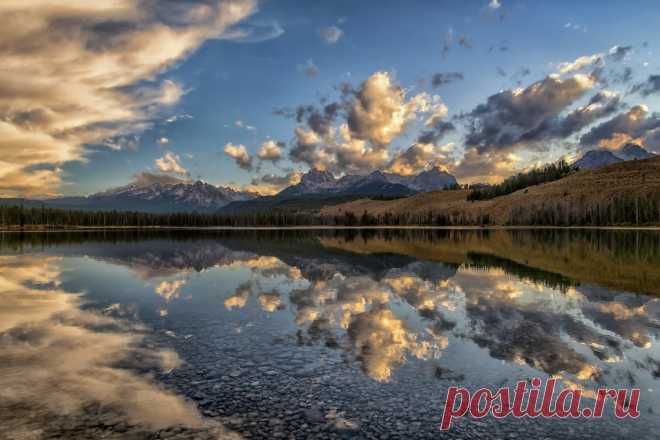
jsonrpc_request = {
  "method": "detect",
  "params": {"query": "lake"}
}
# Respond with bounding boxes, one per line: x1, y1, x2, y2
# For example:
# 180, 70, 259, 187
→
1, 229, 659, 439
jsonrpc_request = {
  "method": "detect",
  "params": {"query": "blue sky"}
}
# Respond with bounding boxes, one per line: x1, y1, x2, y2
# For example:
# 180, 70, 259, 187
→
2, 0, 660, 197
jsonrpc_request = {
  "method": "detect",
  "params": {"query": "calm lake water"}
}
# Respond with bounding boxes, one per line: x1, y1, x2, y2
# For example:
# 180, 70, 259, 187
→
1, 229, 659, 439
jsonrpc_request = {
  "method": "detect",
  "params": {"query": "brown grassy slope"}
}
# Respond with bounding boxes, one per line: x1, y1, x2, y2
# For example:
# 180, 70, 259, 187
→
321, 157, 660, 224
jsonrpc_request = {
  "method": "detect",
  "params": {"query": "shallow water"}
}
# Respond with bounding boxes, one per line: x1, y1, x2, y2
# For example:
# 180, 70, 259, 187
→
1, 229, 659, 439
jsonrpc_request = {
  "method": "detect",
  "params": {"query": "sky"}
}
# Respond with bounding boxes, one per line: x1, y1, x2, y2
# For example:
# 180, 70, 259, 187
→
2, 0, 660, 198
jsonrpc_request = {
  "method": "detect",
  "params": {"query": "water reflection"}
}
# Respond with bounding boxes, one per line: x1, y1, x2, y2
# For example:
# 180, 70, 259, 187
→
0, 254, 236, 438
2, 229, 660, 435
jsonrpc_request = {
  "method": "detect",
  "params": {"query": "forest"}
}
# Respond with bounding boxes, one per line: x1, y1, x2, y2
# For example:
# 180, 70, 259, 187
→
467, 159, 573, 201
1, 192, 659, 228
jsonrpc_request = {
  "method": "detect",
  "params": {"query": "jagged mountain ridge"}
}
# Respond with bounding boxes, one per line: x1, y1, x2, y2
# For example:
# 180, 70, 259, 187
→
14, 180, 259, 213
572, 143, 656, 170
278, 167, 457, 198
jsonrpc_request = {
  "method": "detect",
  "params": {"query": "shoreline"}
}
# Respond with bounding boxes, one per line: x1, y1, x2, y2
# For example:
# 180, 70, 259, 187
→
1, 225, 660, 232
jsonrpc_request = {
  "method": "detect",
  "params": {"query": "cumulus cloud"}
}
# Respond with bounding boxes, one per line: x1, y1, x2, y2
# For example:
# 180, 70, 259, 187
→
290, 127, 326, 168
224, 142, 253, 170
257, 140, 284, 162
347, 72, 429, 146
0, 0, 256, 197
386, 143, 451, 176
449, 148, 522, 184
155, 152, 188, 175
319, 25, 344, 44
431, 72, 464, 88
332, 124, 391, 174
417, 121, 455, 145
580, 105, 660, 150
246, 171, 302, 195
521, 90, 623, 142
299, 59, 319, 77
463, 74, 596, 153
286, 71, 451, 174
556, 54, 603, 75
130, 172, 190, 188
296, 102, 341, 136
157, 137, 170, 145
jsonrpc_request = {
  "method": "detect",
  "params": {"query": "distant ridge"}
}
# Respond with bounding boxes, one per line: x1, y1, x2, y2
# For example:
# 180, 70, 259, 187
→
572, 143, 656, 170
0, 180, 258, 213
277, 167, 457, 198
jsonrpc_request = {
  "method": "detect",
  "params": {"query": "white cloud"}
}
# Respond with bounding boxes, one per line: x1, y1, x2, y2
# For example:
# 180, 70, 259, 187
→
347, 71, 431, 146
157, 137, 170, 145
257, 140, 283, 162
224, 142, 253, 170
155, 152, 188, 175
556, 54, 603, 75
0, 0, 257, 197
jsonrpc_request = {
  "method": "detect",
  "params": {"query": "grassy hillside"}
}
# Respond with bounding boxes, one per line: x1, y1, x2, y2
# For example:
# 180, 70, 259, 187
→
322, 157, 660, 225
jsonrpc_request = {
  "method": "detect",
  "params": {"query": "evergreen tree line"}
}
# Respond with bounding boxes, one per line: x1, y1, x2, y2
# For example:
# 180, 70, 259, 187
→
506, 193, 660, 226
0, 204, 491, 228
468, 159, 572, 201
1, 191, 659, 228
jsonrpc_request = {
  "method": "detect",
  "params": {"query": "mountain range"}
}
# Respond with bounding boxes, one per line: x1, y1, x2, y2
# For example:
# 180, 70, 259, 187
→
572, 143, 656, 170
0, 167, 458, 214
0, 181, 258, 213
279, 167, 457, 198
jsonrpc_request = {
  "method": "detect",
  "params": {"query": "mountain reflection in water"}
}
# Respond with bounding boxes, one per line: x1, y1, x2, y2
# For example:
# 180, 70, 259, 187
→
1, 229, 659, 437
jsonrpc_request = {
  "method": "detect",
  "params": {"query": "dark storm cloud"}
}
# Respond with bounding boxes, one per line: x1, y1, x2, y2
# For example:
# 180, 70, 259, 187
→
579, 105, 660, 147
431, 72, 464, 88
608, 45, 633, 62
521, 91, 622, 142
297, 102, 341, 136
417, 121, 455, 144
462, 74, 595, 152
250, 172, 299, 188
130, 172, 190, 188
630, 75, 660, 96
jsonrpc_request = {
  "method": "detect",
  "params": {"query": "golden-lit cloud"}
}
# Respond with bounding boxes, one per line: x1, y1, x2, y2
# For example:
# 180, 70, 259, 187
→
155, 279, 187, 302
347, 72, 429, 146
257, 139, 284, 162
224, 142, 253, 170
155, 152, 188, 175
346, 306, 435, 382
224, 282, 251, 310
386, 142, 451, 176
244, 171, 302, 195
556, 53, 603, 75
258, 291, 283, 312
0, 0, 257, 196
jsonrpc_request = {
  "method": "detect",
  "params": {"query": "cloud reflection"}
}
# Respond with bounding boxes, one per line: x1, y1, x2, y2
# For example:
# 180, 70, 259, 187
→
0, 255, 235, 437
